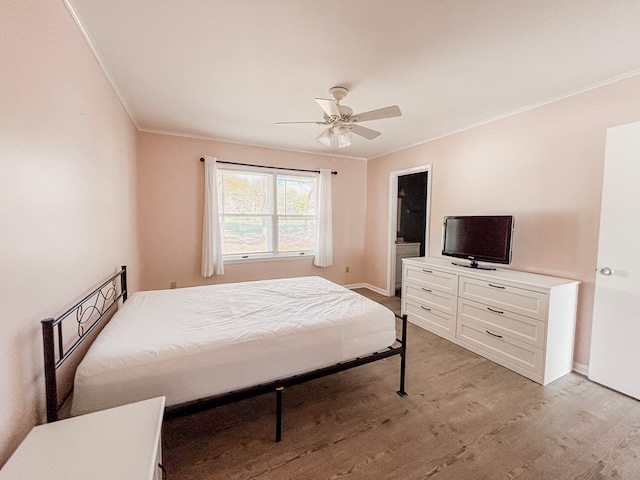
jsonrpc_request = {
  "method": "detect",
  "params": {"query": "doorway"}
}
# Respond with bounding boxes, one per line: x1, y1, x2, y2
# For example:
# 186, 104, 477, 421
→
387, 165, 432, 297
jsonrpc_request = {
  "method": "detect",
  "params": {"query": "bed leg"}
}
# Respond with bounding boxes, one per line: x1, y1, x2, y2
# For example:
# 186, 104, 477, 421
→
397, 314, 408, 397
275, 386, 284, 442
121, 265, 128, 302
41, 318, 59, 422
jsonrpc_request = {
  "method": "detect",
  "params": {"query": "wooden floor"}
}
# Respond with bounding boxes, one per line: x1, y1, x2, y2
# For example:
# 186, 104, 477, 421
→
163, 289, 640, 479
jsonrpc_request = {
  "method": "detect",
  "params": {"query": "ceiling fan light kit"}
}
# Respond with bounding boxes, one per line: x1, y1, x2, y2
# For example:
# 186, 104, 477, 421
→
337, 126, 353, 148
316, 129, 333, 147
277, 86, 402, 148
315, 124, 353, 148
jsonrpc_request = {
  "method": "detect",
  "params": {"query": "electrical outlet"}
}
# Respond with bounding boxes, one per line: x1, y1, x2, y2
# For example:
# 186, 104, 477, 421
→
170, 281, 177, 289
345, 266, 349, 273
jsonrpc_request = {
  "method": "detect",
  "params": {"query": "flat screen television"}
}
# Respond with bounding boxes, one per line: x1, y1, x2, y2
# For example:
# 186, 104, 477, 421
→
441, 215, 514, 270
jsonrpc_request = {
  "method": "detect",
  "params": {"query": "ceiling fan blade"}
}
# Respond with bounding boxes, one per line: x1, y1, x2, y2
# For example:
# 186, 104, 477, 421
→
351, 105, 402, 123
351, 124, 381, 140
276, 121, 327, 125
315, 98, 341, 118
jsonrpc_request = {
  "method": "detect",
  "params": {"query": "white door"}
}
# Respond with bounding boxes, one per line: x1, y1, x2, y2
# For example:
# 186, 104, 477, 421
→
589, 121, 640, 400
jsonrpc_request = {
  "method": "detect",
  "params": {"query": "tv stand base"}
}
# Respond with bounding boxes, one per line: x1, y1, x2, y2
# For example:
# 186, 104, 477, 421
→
451, 261, 496, 271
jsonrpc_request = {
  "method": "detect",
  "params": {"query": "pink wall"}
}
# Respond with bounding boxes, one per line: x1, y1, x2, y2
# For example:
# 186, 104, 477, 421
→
3, 2, 640, 469
0, 0, 139, 467
137, 132, 368, 290
365, 74, 640, 368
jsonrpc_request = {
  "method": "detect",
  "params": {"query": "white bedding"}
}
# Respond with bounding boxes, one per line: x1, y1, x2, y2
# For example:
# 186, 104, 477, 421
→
71, 276, 396, 415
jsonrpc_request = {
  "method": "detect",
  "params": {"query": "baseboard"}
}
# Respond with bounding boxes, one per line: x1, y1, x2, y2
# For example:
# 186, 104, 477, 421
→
345, 283, 390, 296
573, 362, 588, 376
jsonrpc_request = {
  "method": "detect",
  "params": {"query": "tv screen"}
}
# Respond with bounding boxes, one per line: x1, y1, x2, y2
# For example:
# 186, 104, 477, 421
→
442, 215, 514, 269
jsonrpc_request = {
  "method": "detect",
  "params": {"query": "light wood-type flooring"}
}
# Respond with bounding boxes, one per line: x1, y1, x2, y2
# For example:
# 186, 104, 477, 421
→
163, 289, 640, 479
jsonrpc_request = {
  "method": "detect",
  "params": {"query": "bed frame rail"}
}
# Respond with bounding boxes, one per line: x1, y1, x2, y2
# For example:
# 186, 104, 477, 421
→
165, 313, 408, 442
41, 266, 128, 423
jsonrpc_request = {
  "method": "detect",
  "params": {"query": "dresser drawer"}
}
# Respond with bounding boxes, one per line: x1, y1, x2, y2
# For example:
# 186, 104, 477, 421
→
405, 283, 456, 316
457, 319, 544, 376
458, 276, 548, 321
405, 265, 457, 295
457, 299, 545, 348
404, 300, 455, 338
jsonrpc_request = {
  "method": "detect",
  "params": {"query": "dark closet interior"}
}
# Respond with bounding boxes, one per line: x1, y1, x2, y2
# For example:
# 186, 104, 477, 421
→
397, 171, 427, 257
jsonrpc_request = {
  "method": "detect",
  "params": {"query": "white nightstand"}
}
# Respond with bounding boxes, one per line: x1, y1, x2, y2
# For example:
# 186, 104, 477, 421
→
0, 397, 165, 480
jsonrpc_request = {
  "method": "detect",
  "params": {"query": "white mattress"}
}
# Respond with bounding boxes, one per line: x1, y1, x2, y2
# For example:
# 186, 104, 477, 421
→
71, 276, 396, 415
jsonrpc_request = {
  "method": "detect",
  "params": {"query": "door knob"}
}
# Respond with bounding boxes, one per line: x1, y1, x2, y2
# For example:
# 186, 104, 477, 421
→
600, 267, 614, 276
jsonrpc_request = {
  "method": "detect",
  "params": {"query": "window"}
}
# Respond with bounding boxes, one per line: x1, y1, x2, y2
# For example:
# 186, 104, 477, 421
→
217, 166, 317, 260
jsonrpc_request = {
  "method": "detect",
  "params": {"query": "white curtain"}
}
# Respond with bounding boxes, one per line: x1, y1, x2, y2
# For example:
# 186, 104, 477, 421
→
201, 156, 224, 276
314, 169, 333, 267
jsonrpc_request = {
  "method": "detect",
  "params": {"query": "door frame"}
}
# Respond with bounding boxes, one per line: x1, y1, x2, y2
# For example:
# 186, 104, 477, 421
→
386, 164, 432, 296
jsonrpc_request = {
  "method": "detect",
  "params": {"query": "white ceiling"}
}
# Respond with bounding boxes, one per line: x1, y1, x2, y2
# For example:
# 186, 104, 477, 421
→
67, 0, 640, 160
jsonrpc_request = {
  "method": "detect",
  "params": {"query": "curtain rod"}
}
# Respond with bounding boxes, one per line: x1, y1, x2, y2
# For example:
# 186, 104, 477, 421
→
199, 158, 337, 175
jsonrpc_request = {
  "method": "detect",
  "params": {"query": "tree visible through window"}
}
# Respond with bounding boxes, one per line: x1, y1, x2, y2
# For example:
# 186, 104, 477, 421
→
217, 167, 317, 258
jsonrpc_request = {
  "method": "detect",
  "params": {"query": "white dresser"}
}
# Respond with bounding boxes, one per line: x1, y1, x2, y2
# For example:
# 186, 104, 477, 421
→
395, 242, 421, 289
401, 257, 579, 385
0, 397, 166, 480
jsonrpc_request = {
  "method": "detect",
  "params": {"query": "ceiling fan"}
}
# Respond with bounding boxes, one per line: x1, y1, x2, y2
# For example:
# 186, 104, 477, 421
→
276, 86, 402, 148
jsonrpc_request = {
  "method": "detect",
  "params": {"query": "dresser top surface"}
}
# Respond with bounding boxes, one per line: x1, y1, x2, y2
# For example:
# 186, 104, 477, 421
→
403, 257, 580, 289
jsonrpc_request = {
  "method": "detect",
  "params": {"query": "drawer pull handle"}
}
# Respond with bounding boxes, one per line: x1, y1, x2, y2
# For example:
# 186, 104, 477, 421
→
486, 330, 503, 338
421, 287, 432, 293
487, 307, 504, 314
422, 269, 433, 273
488, 283, 506, 289
420, 305, 431, 311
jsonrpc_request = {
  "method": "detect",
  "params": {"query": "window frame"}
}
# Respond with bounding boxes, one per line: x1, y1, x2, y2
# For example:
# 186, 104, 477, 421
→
216, 164, 318, 262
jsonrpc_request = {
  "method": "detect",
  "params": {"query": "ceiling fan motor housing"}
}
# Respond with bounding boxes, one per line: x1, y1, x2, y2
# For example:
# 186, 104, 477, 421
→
337, 104, 353, 118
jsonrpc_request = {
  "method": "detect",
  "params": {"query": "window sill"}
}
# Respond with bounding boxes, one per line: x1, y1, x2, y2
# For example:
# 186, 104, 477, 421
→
223, 253, 315, 264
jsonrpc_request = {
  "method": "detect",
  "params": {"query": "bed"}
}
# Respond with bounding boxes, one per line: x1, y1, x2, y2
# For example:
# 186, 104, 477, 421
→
42, 267, 408, 441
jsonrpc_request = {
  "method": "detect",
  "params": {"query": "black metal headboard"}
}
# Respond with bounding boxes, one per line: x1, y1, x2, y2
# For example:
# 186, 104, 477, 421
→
41, 266, 128, 422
